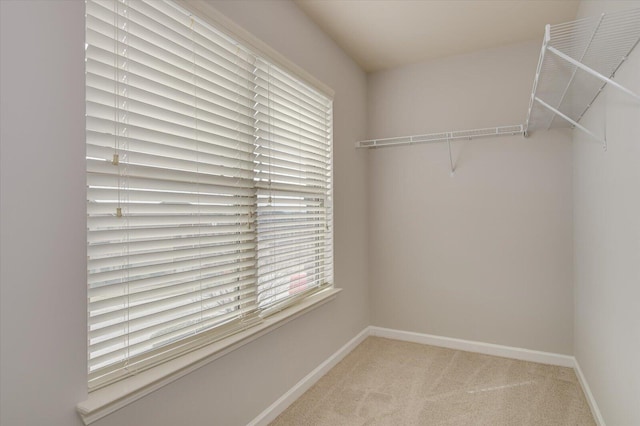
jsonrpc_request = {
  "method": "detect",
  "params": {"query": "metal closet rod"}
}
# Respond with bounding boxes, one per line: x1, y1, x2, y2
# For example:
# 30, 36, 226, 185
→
355, 125, 524, 149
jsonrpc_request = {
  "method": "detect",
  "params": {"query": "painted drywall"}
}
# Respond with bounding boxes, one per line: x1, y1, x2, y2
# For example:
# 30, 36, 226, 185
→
0, 1, 87, 425
367, 41, 575, 354
573, 1, 640, 424
0, 1, 369, 425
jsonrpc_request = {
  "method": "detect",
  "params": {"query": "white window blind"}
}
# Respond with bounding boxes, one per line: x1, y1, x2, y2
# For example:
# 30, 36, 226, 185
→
254, 59, 333, 315
86, 0, 333, 389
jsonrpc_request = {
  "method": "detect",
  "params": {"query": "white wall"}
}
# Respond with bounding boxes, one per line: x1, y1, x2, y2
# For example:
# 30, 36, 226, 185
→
1, 2, 87, 425
367, 41, 575, 354
573, 1, 640, 424
0, 1, 369, 425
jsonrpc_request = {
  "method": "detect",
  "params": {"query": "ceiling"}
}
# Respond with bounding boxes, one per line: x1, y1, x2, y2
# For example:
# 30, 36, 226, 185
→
294, 0, 580, 72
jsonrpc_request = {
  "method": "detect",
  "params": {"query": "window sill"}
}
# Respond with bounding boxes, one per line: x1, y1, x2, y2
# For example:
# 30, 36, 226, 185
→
77, 287, 341, 425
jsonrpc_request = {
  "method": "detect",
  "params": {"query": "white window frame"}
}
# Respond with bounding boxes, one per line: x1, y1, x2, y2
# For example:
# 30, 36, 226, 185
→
79, 1, 337, 423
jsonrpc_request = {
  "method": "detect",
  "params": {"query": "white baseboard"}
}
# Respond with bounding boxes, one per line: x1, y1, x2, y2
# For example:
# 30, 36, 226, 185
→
369, 326, 575, 368
573, 358, 606, 426
250, 326, 603, 426
372, 327, 606, 424
247, 327, 370, 426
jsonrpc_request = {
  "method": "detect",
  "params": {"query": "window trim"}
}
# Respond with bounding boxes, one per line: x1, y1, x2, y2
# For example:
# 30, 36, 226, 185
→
78, 286, 341, 425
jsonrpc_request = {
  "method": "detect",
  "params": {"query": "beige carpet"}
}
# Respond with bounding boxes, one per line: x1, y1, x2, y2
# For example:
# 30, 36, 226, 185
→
270, 337, 595, 426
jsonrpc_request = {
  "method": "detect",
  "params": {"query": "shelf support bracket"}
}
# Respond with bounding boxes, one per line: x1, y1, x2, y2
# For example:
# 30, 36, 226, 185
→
546, 45, 640, 103
544, 14, 605, 131
524, 24, 550, 136
447, 136, 455, 176
534, 97, 605, 144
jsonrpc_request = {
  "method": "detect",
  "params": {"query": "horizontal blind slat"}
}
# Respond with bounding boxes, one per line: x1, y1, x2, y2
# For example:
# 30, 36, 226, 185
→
88, 232, 256, 259
86, 101, 256, 148
254, 145, 326, 169
87, 159, 254, 188
87, 117, 256, 158
87, 130, 255, 169
90, 287, 257, 343
86, 8, 257, 94
90, 276, 255, 313
85, 50, 255, 116
89, 302, 258, 370
86, 78, 256, 135
89, 248, 256, 285
89, 242, 256, 272
87, 144, 254, 181
90, 267, 257, 301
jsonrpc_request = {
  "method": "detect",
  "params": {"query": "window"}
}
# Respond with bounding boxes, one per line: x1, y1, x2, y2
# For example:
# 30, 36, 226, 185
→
86, 0, 333, 389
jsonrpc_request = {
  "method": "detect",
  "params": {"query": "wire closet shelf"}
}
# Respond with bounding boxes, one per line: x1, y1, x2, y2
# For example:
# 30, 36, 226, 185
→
356, 7, 640, 155
525, 8, 640, 143
355, 125, 524, 149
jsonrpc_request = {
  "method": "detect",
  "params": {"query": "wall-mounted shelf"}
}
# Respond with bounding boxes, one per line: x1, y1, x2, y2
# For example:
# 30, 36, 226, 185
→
355, 125, 523, 149
355, 7, 640, 174
525, 8, 640, 144
356, 125, 523, 175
